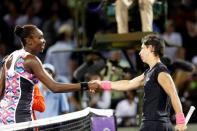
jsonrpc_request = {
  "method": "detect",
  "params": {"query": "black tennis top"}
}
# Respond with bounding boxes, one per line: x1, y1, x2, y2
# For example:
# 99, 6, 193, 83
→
142, 62, 171, 122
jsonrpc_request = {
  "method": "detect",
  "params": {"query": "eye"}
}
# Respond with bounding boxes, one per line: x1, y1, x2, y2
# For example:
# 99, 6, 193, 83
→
37, 35, 43, 39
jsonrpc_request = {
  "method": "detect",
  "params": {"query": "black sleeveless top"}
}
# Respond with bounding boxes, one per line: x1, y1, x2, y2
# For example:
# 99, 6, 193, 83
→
142, 63, 171, 122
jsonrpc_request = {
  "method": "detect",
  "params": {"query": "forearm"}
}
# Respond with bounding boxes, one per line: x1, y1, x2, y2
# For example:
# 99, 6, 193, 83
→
0, 66, 5, 97
170, 92, 183, 114
49, 82, 81, 93
111, 80, 133, 91
170, 92, 186, 129
49, 81, 95, 93
110, 74, 144, 91
158, 72, 186, 129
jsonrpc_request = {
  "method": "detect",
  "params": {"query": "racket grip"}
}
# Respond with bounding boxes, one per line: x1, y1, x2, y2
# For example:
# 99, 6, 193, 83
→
185, 106, 195, 125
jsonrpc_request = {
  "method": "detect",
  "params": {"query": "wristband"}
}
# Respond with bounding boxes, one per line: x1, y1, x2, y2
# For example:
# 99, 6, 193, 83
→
80, 82, 89, 91
176, 113, 185, 124
101, 81, 112, 90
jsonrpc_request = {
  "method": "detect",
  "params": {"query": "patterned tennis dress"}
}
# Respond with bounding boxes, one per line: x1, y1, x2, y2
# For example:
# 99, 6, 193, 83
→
0, 49, 38, 125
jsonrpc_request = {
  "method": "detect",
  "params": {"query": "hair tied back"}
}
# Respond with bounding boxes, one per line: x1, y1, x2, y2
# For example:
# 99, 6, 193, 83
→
14, 25, 24, 38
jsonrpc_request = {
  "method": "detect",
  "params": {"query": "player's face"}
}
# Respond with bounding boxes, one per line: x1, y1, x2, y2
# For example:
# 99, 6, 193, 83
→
30, 28, 46, 53
139, 44, 151, 63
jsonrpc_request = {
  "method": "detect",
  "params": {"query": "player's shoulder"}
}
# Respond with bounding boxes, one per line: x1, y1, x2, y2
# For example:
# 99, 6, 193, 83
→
24, 54, 41, 65
156, 63, 169, 72
24, 54, 37, 61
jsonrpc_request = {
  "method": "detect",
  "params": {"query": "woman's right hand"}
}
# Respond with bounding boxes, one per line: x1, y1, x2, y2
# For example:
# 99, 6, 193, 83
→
88, 80, 101, 93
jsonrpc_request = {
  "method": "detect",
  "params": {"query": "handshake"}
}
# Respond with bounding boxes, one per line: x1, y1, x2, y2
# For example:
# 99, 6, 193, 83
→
80, 80, 112, 93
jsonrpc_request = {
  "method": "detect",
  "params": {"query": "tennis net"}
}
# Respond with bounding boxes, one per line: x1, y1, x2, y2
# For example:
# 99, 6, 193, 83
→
0, 107, 116, 131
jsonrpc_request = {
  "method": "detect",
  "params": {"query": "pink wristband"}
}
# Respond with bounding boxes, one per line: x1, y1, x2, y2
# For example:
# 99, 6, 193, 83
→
101, 81, 112, 90
176, 113, 185, 124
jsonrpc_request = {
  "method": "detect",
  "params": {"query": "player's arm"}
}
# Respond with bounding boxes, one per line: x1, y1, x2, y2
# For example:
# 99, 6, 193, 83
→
0, 65, 5, 97
0, 56, 8, 97
24, 55, 81, 93
158, 72, 186, 130
106, 73, 144, 91
158, 72, 183, 114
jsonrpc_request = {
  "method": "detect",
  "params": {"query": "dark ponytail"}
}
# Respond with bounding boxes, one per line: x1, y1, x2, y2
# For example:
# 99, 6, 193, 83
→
14, 24, 37, 46
14, 25, 24, 38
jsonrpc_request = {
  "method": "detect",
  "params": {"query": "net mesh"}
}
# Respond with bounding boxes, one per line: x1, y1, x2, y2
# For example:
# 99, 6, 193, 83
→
36, 114, 91, 131
0, 107, 115, 131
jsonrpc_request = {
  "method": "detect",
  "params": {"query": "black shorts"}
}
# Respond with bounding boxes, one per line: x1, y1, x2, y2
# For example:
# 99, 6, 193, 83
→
139, 121, 174, 131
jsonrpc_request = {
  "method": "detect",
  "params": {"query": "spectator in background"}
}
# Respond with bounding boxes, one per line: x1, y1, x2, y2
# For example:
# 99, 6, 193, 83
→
3, 1, 19, 28
115, 68, 138, 127
115, 90, 138, 127
45, 23, 80, 112
101, 51, 129, 109
87, 73, 111, 109
42, 1, 67, 49
192, 56, 197, 72
162, 20, 184, 62
45, 23, 76, 82
179, 56, 197, 123
115, 0, 155, 33
14, 5, 42, 48
194, 9, 197, 32
15, 5, 42, 27
35, 63, 69, 119
182, 19, 197, 61
0, 11, 14, 52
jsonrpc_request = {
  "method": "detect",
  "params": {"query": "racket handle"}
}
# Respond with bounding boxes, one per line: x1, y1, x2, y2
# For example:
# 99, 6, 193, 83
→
185, 106, 195, 125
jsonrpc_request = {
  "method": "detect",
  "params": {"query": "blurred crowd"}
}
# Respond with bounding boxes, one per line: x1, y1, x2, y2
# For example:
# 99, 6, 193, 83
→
0, 0, 197, 127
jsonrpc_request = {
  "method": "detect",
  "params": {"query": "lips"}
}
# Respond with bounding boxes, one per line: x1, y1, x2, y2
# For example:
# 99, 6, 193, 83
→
41, 46, 45, 51
41, 43, 45, 49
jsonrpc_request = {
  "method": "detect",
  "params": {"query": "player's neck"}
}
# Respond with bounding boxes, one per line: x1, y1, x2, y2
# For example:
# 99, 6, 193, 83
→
23, 47, 36, 55
148, 58, 161, 69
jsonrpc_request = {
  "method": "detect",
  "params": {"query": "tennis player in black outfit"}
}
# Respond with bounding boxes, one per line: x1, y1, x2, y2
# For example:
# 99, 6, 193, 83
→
94, 34, 186, 131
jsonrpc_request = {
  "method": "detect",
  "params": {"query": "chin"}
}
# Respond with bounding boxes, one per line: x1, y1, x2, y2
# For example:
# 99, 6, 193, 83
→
40, 48, 45, 52
141, 59, 147, 64
140, 58, 144, 62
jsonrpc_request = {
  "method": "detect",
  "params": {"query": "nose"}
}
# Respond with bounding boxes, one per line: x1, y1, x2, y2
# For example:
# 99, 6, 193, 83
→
42, 39, 46, 44
139, 50, 142, 56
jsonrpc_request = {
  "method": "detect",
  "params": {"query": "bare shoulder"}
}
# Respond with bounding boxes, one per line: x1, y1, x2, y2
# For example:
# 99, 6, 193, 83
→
23, 54, 43, 72
158, 72, 173, 85
158, 72, 171, 79
157, 71, 177, 95
24, 54, 39, 61
24, 54, 42, 64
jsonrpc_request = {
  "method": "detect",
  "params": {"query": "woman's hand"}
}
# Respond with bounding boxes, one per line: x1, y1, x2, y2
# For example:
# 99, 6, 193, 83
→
175, 124, 187, 131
